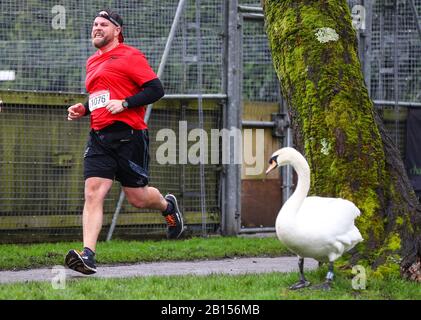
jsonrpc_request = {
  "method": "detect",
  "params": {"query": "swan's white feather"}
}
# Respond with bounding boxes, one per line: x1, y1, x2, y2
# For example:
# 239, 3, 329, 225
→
272, 148, 363, 263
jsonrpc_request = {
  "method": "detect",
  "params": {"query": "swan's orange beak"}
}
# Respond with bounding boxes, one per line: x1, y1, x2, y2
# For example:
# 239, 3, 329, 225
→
265, 160, 278, 175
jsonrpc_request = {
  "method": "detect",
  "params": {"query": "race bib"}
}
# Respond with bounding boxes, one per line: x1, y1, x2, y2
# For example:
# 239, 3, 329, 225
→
89, 90, 110, 112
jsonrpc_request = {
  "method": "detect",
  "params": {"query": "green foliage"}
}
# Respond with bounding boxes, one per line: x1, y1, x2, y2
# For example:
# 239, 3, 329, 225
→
370, 262, 401, 280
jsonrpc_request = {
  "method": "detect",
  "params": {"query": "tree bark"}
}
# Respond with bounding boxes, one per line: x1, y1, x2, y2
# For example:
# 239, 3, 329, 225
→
262, 0, 420, 281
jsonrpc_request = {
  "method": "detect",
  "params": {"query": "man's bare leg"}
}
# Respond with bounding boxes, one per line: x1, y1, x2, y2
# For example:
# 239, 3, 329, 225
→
124, 186, 184, 239
123, 185, 167, 211
83, 177, 114, 252
65, 177, 113, 275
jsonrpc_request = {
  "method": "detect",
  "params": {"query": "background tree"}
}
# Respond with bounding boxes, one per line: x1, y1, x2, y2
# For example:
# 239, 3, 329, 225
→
262, 0, 420, 281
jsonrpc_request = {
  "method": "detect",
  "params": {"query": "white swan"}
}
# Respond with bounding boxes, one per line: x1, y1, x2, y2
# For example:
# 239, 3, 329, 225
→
266, 147, 363, 290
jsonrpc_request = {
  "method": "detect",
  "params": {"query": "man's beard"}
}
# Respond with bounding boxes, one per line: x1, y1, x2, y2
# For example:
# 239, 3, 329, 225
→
92, 36, 111, 49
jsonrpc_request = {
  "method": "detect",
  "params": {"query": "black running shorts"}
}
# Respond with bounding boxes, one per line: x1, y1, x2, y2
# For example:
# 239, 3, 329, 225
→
83, 122, 150, 187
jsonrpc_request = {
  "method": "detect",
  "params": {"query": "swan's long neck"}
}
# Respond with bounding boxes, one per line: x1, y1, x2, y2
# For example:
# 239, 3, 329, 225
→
283, 152, 311, 216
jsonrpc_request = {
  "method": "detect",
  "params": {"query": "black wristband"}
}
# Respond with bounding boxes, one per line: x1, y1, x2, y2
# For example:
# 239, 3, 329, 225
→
83, 100, 91, 116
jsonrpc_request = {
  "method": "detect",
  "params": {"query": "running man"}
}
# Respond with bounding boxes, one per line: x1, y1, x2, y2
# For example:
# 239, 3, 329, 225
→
65, 10, 184, 275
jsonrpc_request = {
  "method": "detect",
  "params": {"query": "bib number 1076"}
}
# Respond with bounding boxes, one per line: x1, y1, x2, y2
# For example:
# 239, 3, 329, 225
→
89, 90, 110, 112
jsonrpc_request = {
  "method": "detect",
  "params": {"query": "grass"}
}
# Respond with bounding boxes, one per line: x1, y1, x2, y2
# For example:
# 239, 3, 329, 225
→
0, 267, 419, 300
0, 236, 419, 300
0, 236, 289, 270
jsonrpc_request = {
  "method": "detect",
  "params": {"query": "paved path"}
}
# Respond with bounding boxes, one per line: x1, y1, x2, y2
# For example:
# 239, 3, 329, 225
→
0, 257, 318, 284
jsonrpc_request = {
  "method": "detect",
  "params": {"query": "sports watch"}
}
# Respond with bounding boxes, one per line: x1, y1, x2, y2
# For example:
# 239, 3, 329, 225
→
122, 100, 129, 109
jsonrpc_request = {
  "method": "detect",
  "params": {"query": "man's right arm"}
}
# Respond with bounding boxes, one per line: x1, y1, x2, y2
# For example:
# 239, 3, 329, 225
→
67, 102, 88, 121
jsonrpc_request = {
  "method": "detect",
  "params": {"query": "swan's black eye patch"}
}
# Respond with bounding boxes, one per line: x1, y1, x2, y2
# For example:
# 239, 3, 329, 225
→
269, 155, 277, 164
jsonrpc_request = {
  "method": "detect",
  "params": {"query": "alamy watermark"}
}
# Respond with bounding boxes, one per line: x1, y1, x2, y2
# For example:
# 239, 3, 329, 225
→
351, 265, 367, 290
51, 5, 66, 30
155, 121, 266, 176
351, 5, 366, 31
51, 265, 66, 289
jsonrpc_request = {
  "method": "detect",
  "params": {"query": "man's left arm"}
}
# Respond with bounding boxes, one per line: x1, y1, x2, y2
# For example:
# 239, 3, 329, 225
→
124, 78, 164, 108
105, 78, 164, 114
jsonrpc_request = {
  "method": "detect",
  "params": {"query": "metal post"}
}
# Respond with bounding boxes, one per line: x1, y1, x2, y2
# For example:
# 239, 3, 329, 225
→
107, 0, 187, 241
379, 6, 385, 101
393, 0, 399, 146
223, 0, 241, 235
284, 126, 293, 200
238, 5, 263, 13
106, 191, 125, 241
409, 0, 421, 42
195, 0, 207, 237
362, 0, 372, 96
144, 0, 188, 122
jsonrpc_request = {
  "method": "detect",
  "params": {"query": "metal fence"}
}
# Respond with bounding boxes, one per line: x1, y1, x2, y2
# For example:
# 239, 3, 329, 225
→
370, 0, 421, 103
1, 0, 420, 242
369, 0, 421, 156
241, 13, 280, 103
0, 0, 227, 242
0, 0, 225, 95
0, 94, 222, 242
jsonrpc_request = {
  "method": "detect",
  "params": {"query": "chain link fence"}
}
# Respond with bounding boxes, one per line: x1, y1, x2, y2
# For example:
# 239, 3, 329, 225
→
369, 0, 421, 157
0, 95, 222, 242
0, 1, 420, 242
0, 0, 225, 94
0, 0, 226, 242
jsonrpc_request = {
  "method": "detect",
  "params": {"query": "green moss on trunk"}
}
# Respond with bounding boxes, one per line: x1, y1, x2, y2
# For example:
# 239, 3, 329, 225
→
263, 0, 420, 280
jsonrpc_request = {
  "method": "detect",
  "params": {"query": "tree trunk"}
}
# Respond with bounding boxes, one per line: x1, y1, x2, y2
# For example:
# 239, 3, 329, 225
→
262, 0, 420, 281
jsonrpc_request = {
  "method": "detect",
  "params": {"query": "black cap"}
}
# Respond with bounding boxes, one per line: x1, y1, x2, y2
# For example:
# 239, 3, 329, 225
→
96, 10, 124, 43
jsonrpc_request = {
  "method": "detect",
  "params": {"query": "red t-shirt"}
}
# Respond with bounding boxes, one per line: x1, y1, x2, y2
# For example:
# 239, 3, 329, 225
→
85, 43, 158, 130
